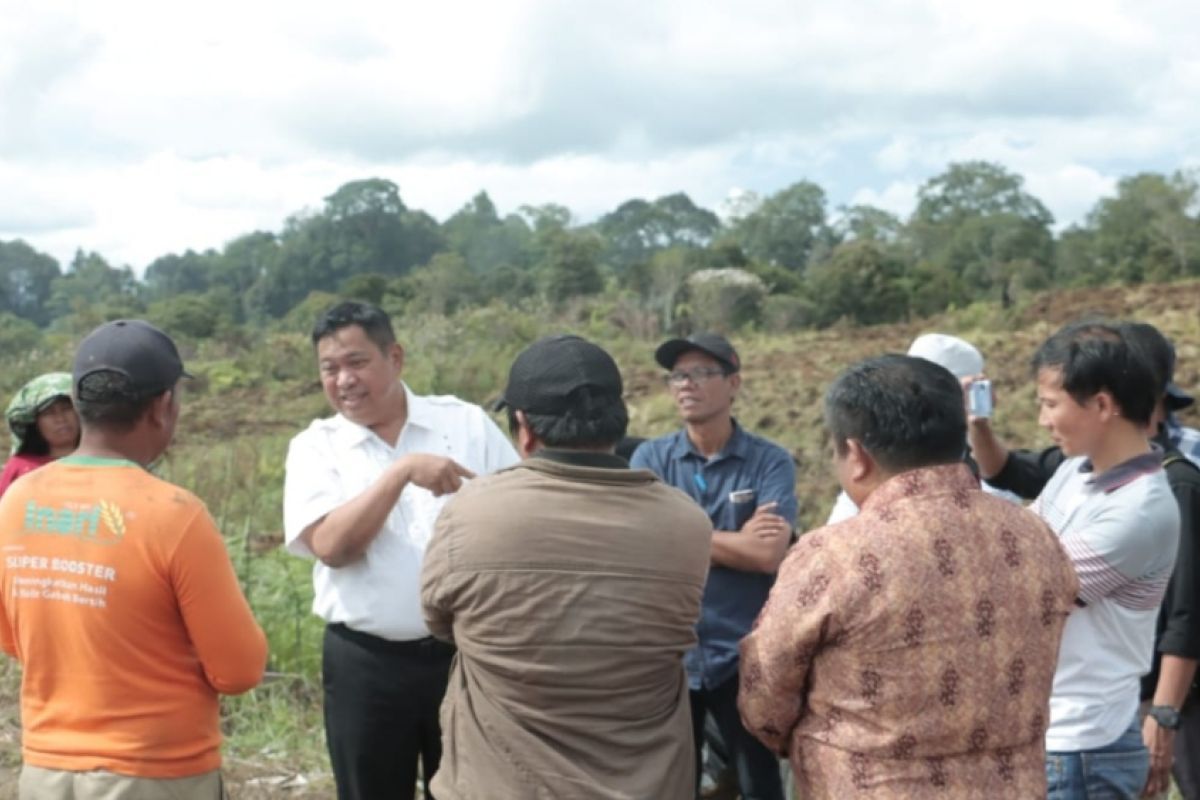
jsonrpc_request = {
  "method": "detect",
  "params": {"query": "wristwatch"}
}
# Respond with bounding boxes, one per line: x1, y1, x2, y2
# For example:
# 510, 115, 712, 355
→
1149, 705, 1182, 730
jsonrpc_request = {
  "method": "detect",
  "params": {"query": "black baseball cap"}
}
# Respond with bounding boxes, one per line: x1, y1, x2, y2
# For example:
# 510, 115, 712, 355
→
496, 335, 623, 415
1166, 380, 1195, 412
74, 320, 191, 397
654, 333, 740, 373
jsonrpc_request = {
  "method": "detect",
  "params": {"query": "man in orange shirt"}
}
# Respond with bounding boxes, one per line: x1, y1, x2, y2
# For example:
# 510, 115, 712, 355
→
0, 320, 267, 800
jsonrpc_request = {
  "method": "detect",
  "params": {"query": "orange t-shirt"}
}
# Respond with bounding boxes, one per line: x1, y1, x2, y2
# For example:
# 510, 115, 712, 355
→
0, 456, 268, 778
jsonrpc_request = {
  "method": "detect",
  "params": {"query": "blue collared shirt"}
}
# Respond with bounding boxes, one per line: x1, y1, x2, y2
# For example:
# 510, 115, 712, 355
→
631, 421, 798, 690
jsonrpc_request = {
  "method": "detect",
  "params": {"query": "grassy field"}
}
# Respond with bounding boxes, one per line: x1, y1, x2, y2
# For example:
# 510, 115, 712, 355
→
0, 280, 1197, 798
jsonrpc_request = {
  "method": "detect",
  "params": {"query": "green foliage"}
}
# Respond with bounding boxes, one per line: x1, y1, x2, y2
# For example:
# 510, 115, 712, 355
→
0, 239, 61, 325
910, 161, 1055, 305
146, 289, 235, 339
538, 229, 605, 304
6, 162, 1200, 351
686, 268, 767, 332
805, 240, 909, 326
723, 181, 834, 272
0, 311, 42, 354
596, 192, 719, 276
1084, 171, 1200, 283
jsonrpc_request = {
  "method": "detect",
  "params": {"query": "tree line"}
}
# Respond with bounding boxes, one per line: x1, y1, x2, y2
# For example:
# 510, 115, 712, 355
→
2, 161, 1198, 344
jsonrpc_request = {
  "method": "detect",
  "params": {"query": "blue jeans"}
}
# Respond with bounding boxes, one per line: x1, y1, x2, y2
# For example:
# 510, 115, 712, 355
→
1046, 717, 1150, 799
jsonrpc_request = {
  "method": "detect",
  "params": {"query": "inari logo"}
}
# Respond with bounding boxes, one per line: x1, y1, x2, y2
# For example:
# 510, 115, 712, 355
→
22, 500, 127, 544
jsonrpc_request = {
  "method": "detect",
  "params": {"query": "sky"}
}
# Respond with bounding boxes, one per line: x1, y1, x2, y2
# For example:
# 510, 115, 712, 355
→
1, 0, 1198, 273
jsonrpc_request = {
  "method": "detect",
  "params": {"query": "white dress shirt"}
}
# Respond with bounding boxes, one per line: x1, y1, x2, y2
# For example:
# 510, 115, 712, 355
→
284, 383, 519, 640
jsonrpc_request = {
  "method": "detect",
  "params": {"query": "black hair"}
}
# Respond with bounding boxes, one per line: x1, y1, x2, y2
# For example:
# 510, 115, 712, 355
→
824, 354, 967, 472
1120, 322, 1173, 398
16, 423, 49, 456
311, 301, 397, 353
74, 371, 166, 431
506, 393, 629, 450
1030, 321, 1157, 425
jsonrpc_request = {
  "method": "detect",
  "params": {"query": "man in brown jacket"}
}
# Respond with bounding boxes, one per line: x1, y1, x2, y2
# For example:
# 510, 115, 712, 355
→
421, 334, 713, 800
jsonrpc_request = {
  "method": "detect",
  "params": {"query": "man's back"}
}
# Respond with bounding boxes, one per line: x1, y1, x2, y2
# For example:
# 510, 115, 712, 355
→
741, 464, 1078, 797
0, 457, 266, 778
422, 454, 712, 800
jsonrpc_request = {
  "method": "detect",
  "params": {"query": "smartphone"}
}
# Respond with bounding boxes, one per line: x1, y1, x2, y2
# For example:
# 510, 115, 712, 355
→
968, 379, 993, 418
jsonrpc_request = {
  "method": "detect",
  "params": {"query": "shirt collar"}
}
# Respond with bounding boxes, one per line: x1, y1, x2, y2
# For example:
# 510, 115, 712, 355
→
1079, 447, 1162, 494
533, 448, 629, 470
860, 462, 979, 513
330, 381, 428, 449
669, 418, 751, 462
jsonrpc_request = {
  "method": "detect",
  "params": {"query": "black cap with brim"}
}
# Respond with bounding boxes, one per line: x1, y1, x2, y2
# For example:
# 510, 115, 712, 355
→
73, 320, 192, 398
654, 333, 740, 373
1166, 381, 1195, 412
497, 335, 623, 416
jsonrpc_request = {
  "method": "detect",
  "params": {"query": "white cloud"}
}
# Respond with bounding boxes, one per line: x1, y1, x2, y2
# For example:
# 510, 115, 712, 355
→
0, 0, 1197, 271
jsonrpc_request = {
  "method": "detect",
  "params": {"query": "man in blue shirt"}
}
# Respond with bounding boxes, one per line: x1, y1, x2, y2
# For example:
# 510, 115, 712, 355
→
632, 333, 796, 800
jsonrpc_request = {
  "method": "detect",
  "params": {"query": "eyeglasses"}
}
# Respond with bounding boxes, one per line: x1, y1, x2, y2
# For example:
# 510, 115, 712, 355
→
664, 368, 727, 387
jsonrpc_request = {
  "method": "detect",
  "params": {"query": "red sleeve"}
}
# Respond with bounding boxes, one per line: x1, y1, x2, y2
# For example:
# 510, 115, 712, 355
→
169, 506, 268, 694
0, 455, 46, 498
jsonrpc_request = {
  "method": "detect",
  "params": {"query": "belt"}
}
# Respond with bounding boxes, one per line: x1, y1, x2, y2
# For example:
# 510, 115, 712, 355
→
326, 622, 455, 657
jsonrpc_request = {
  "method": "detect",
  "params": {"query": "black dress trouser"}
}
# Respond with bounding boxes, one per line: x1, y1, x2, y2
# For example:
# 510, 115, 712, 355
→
322, 623, 455, 800
690, 672, 785, 800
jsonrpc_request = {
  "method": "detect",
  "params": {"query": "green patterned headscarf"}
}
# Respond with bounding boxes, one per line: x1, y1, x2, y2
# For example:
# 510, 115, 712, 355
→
6, 372, 73, 455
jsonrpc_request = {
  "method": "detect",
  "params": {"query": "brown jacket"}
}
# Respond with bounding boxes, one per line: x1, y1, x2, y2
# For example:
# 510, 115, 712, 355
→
739, 463, 1079, 798
421, 450, 712, 800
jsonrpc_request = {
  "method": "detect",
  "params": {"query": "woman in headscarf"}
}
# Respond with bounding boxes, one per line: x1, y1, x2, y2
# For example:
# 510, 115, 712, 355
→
0, 372, 80, 497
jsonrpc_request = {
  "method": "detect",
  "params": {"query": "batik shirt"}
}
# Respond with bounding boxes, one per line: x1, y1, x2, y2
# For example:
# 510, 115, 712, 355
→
740, 463, 1078, 798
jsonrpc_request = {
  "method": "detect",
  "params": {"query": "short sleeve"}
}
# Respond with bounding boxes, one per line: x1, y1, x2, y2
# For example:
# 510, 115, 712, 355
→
758, 447, 798, 527
1061, 494, 1179, 609
283, 428, 344, 558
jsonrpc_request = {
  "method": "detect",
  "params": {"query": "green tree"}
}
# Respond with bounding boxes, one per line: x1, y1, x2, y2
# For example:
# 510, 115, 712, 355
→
723, 181, 833, 272
143, 249, 221, 300
246, 179, 446, 319
596, 192, 720, 277
539, 230, 604, 304
402, 253, 478, 316
805, 241, 909, 326
0, 239, 61, 325
910, 161, 1055, 305
47, 250, 141, 322
443, 192, 535, 275
1084, 171, 1200, 283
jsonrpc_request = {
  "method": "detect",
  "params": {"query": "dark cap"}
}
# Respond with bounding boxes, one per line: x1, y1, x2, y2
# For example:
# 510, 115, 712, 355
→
1166, 380, 1195, 412
654, 333, 740, 373
73, 320, 191, 397
496, 335, 623, 415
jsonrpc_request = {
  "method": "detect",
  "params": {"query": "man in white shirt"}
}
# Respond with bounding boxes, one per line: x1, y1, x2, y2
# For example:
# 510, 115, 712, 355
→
1028, 321, 1180, 800
283, 301, 518, 800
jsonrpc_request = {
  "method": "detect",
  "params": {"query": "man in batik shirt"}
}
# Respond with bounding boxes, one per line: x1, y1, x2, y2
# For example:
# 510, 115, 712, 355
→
739, 354, 1079, 798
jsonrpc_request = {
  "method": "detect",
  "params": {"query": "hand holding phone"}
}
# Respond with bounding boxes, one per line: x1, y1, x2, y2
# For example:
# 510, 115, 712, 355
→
967, 379, 993, 418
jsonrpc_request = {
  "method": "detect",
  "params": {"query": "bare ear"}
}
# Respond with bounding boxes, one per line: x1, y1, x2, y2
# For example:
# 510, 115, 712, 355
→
1093, 390, 1119, 421
514, 409, 539, 458
389, 343, 405, 372
845, 439, 874, 482
146, 390, 174, 430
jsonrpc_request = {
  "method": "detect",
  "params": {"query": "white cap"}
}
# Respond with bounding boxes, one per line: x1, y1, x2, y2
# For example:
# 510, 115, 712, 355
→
907, 333, 984, 379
